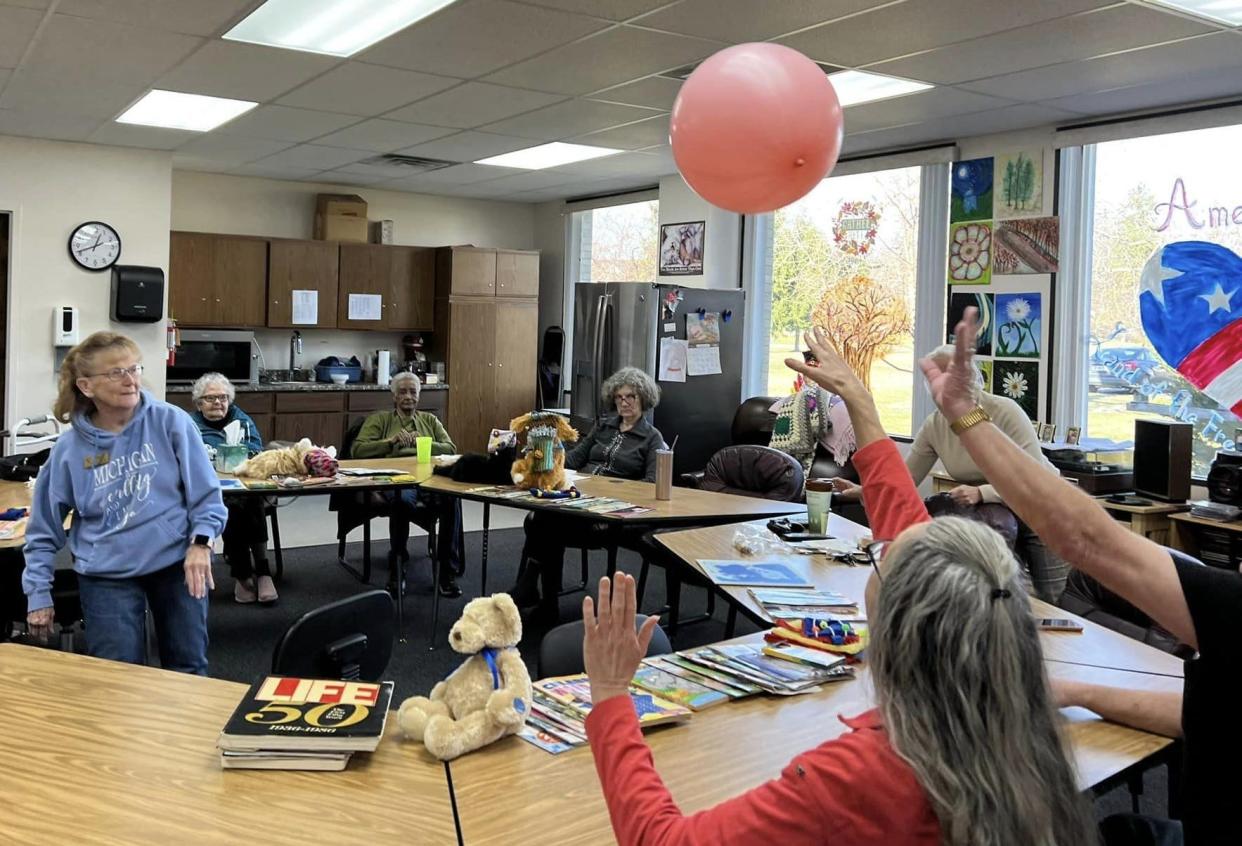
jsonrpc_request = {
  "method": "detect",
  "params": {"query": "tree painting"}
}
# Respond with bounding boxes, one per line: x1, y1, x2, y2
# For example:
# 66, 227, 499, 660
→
810, 273, 912, 390
995, 150, 1044, 219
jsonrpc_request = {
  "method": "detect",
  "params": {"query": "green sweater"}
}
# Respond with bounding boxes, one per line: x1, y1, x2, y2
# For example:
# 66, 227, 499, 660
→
351, 410, 456, 459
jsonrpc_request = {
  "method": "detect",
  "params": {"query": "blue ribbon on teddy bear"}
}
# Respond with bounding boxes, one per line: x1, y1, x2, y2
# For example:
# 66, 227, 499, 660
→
480, 646, 526, 715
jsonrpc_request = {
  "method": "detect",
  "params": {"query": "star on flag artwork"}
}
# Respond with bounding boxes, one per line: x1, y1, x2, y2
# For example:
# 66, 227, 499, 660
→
1140, 241, 1242, 417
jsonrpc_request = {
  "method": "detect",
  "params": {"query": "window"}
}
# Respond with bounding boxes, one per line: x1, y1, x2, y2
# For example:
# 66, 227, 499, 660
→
758, 166, 922, 435
570, 199, 659, 284
1086, 125, 1242, 476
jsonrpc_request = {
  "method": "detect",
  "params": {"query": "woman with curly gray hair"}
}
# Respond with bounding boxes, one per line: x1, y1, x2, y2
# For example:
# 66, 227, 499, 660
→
509, 367, 667, 625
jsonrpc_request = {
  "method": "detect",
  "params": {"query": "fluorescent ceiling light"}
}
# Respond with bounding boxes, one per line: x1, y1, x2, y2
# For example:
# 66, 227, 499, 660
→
475, 142, 623, 170
225, 0, 460, 57
1146, 0, 1242, 25
116, 90, 257, 132
828, 70, 933, 108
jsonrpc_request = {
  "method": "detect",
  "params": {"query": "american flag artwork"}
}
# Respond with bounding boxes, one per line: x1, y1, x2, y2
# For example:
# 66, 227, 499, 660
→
1140, 241, 1242, 417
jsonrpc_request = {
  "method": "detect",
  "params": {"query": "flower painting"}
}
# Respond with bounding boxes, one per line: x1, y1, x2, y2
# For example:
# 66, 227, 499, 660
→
994, 360, 1040, 420
995, 293, 1041, 357
995, 149, 1043, 219
948, 221, 992, 285
979, 359, 994, 393
993, 217, 1059, 274
951, 157, 993, 222
947, 291, 993, 356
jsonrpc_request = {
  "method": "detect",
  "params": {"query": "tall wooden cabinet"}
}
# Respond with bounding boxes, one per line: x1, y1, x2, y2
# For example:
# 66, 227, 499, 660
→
169, 232, 267, 327
432, 247, 539, 453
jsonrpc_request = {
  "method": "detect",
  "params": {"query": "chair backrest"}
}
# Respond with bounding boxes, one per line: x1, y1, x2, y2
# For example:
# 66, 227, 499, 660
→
342, 416, 369, 460
271, 590, 394, 681
701, 444, 805, 502
730, 396, 782, 446
538, 616, 671, 679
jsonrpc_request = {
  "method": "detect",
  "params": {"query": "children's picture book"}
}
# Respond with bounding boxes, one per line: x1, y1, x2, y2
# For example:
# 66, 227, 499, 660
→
657, 655, 760, 696
217, 478, 245, 490
761, 641, 849, 671
533, 674, 691, 728
749, 588, 854, 608
698, 560, 812, 588
641, 656, 750, 699
517, 724, 576, 755
218, 676, 394, 753
630, 664, 729, 711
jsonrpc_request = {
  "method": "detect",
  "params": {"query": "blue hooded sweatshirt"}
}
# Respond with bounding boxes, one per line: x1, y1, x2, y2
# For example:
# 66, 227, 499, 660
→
23, 390, 228, 613
188, 404, 265, 455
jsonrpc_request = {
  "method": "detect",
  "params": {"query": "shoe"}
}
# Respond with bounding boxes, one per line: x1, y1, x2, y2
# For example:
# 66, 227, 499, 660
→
438, 572, 463, 599
256, 575, 278, 605
234, 578, 257, 604
386, 552, 407, 595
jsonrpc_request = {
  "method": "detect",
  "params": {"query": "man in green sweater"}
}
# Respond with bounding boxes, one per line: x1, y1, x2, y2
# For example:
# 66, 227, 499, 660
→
353, 372, 462, 598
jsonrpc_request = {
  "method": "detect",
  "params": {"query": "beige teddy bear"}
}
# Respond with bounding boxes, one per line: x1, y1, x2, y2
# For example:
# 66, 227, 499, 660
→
397, 593, 532, 761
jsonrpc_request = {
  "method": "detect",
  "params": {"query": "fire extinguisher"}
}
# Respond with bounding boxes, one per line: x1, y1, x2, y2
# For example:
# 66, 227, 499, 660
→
166, 317, 179, 366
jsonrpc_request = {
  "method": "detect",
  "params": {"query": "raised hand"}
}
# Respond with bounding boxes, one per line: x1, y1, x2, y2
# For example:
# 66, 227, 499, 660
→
582, 573, 659, 705
784, 326, 865, 400
919, 306, 980, 422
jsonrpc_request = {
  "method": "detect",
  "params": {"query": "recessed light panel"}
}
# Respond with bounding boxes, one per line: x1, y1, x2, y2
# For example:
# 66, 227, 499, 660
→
225, 0, 461, 57
1146, 0, 1242, 26
828, 70, 933, 108
116, 90, 257, 132
476, 142, 623, 170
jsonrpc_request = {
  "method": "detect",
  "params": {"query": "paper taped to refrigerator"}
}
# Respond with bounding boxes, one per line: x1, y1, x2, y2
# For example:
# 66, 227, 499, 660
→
687, 344, 721, 376
658, 337, 688, 383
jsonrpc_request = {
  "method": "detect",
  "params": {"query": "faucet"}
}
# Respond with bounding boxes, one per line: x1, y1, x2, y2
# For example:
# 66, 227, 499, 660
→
289, 330, 302, 374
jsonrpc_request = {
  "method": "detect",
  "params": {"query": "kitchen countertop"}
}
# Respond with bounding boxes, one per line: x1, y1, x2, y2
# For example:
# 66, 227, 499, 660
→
165, 382, 449, 394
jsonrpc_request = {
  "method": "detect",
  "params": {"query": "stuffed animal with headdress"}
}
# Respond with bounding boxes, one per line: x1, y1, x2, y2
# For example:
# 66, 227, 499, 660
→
509, 412, 578, 493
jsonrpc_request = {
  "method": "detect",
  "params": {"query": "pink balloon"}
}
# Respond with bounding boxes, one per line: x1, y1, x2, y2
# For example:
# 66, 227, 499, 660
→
670, 43, 843, 214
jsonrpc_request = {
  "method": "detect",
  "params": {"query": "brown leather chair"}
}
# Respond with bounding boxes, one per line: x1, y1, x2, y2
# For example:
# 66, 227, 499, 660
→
686, 445, 804, 501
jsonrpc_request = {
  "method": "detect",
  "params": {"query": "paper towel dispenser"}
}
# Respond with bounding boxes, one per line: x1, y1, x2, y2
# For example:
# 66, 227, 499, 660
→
111, 265, 164, 323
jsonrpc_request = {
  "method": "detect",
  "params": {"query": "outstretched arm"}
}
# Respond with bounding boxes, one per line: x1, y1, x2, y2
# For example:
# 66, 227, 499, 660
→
1051, 678, 1183, 738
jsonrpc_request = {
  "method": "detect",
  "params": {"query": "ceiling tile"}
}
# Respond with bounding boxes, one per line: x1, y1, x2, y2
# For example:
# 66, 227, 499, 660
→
55, 0, 253, 36
0, 108, 102, 141
0, 71, 145, 119
0, 0, 51, 8
217, 105, 360, 143
472, 169, 576, 191
174, 134, 294, 166
480, 97, 662, 139
278, 63, 459, 117
252, 144, 372, 170
313, 171, 393, 187
311, 119, 456, 152
358, 0, 608, 78
229, 163, 327, 181
572, 113, 669, 149
778, 0, 1116, 67
587, 75, 682, 109
959, 31, 1242, 101
843, 102, 1079, 154
517, 0, 672, 20
399, 130, 536, 161
24, 13, 202, 85
633, 0, 875, 42
842, 87, 1015, 134
87, 121, 198, 150
156, 41, 339, 102
550, 149, 663, 177
385, 82, 566, 129
869, 5, 1215, 86
484, 25, 718, 95
1042, 65, 1242, 116
384, 163, 525, 190
0, 6, 42, 68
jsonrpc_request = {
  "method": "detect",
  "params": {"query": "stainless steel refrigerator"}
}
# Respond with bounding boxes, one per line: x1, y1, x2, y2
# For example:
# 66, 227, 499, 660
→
570, 282, 746, 478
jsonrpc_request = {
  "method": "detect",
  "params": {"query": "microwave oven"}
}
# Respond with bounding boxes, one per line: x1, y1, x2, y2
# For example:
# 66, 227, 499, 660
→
167, 329, 258, 385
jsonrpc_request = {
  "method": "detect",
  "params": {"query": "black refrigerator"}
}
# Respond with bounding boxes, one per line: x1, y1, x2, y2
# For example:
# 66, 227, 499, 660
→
569, 282, 746, 478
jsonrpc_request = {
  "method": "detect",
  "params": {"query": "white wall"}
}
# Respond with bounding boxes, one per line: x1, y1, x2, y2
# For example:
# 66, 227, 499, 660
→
0, 135, 172, 426
657, 174, 742, 290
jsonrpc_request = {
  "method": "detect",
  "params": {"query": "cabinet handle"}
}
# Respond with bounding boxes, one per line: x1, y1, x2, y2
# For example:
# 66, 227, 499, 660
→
200, 297, 207, 302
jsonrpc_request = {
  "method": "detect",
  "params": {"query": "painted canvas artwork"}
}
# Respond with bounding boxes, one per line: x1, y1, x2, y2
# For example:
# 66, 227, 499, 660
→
994, 293, 1041, 357
994, 360, 1040, 420
994, 217, 1059, 274
948, 221, 992, 285
995, 149, 1043, 219
979, 359, 994, 393
947, 291, 994, 356
951, 157, 993, 222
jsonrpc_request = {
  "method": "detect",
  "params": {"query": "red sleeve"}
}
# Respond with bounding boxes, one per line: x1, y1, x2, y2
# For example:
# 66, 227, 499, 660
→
852, 439, 930, 541
584, 698, 936, 846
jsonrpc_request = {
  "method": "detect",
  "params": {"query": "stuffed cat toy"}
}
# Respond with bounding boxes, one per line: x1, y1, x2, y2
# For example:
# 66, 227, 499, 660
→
234, 438, 338, 479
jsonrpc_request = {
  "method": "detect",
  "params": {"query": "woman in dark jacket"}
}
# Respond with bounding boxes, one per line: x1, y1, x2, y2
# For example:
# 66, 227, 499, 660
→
510, 367, 666, 624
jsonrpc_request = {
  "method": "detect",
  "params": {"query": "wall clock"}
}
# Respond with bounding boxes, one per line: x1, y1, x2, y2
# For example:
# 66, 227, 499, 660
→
68, 221, 122, 271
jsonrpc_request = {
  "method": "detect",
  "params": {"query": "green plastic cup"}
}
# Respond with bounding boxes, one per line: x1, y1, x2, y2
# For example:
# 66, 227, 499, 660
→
416, 436, 432, 463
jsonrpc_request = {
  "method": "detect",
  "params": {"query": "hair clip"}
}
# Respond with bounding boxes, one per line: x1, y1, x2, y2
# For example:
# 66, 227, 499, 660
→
991, 588, 1011, 600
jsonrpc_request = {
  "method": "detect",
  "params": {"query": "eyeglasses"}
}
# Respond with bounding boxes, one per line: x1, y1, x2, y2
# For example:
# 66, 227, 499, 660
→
614, 392, 638, 405
199, 394, 229, 405
864, 540, 890, 583
91, 364, 144, 382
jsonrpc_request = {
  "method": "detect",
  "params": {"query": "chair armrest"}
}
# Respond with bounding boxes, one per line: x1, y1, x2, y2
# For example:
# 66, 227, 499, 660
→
680, 471, 706, 489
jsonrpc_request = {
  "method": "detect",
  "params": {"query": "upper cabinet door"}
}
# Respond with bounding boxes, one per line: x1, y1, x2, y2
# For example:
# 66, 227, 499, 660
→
496, 250, 539, 298
214, 236, 268, 327
438, 247, 496, 297
169, 232, 217, 326
389, 246, 434, 331
337, 243, 390, 330
268, 239, 339, 329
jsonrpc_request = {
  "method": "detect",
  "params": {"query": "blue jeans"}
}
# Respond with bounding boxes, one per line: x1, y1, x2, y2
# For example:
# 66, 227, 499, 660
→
388, 489, 462, 575
77, 561, 209, 675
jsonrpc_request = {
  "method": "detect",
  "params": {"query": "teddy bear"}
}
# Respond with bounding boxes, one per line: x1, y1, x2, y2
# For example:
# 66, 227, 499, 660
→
397, 593, 533, 761
234, 438, 338, 478
508, 412, 578, 493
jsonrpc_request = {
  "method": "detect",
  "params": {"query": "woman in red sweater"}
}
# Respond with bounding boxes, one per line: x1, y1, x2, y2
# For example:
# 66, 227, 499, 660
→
581, 326, 1094, 846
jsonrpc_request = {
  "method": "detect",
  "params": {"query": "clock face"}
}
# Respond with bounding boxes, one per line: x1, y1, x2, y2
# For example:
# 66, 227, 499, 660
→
69, 221, 121, 271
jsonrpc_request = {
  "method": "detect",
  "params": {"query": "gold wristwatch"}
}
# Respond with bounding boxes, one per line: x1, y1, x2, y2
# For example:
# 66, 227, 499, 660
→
950, 405, 992, 435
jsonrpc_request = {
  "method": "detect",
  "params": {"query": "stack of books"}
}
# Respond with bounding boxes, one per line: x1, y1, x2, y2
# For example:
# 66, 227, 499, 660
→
747, 588, 861, 621
518, 673, 691, 755
1189, 500, 1241, 522
217, 676, 394, 771
676, 643, 853, 695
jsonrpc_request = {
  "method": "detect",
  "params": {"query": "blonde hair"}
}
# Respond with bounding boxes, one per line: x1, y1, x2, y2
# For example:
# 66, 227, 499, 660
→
54, 332, 141, 422
928, 344, 983, 402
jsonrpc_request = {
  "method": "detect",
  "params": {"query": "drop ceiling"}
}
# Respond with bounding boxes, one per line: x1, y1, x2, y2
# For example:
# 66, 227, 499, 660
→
1, 0, 1241, 203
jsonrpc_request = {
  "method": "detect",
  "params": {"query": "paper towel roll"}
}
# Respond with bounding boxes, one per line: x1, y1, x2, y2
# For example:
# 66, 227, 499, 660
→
377, 350, 391, 387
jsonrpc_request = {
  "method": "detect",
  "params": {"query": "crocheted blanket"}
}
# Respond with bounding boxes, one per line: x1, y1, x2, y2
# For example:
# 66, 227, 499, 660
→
768, 386, 855, 477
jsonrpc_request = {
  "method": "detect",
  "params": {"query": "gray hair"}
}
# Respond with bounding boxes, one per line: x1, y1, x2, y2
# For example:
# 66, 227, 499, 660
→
870, 517, 1095, 846
928, 344, 983, 401
601, 367, 660, 410
191, 372, 234, 404
391, 371, 421, 400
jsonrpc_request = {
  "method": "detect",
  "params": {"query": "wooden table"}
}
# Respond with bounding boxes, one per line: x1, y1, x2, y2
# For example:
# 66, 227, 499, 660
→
0, 644, 460, 846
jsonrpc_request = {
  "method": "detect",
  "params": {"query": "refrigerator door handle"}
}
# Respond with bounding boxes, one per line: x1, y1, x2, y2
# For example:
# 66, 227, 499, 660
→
591, 294, 607, 420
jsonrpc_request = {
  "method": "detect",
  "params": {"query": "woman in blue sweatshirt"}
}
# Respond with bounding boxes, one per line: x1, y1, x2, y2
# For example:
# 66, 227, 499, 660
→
23, 332, 227, 674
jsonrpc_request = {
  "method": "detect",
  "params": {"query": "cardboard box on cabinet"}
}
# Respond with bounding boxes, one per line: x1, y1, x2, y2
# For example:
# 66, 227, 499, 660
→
314, 194, 368, 242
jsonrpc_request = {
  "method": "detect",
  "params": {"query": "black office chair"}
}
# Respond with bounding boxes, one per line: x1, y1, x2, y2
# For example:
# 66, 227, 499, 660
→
329, 418, 389, 583
537, 616, 672, 678
271, 590, 395, 681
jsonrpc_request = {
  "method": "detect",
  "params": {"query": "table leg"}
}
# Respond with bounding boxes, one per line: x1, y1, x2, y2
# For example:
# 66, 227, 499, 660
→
724, 605, 738, 639
429, 553, 440, 651
480, 502, 490, 596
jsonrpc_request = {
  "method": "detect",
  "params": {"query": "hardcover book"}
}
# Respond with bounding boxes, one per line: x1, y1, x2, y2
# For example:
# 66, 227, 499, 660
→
218, 676, 394, 753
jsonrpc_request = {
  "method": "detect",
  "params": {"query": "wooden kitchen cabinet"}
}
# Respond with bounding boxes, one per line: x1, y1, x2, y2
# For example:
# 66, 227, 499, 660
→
337, 244, 391, 330
436, 247, 496, 297
493, 299, 538, 430
169, 232, 267, 327
267, 239, 339, 329
443, 300, 497, 453
338, 244, 434, 331
495, 250, 539, 298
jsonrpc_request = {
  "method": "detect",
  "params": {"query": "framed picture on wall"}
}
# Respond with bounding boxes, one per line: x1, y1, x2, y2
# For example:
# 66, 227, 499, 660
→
659, 221, 705, 276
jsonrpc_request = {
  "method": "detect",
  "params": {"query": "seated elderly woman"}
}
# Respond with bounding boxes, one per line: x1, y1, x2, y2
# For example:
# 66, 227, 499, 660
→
509, 366, 666, 624
352, 371, 463, 598
832, 343, 1068, 603
578, 327, 1094, 846
186, 372, 274, 605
